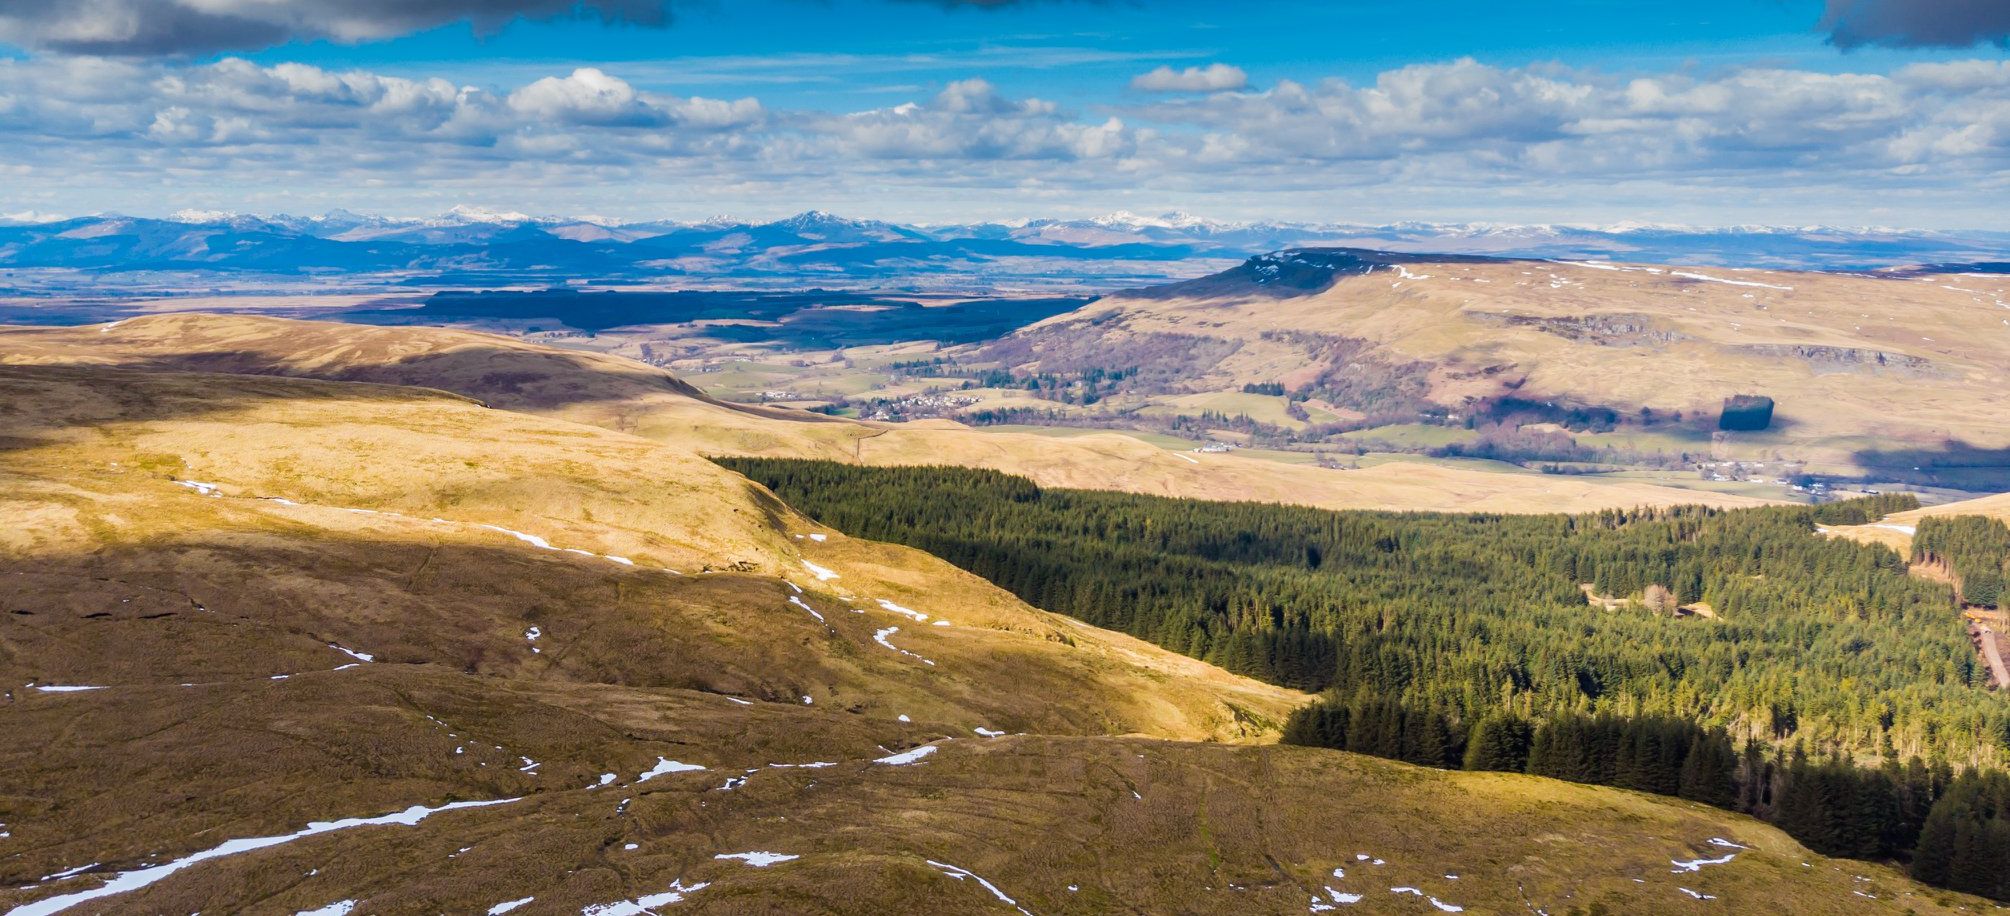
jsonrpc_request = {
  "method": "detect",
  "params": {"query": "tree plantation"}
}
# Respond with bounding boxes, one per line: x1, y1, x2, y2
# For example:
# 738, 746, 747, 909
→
1915, 515, 2010, 609
723, 458, 2010, 900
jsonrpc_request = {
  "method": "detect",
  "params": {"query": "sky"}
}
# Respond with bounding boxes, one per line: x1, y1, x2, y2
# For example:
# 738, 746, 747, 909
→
0, 0, 2006, 227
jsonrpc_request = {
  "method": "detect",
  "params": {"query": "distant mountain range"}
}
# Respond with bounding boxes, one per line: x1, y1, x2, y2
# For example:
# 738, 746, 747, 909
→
1, 208, 2004, 293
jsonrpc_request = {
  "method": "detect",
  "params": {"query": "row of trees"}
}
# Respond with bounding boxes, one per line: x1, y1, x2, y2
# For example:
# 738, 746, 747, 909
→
1916, 515, 2010, 609
1281, 695, 2010, 898
725, 458, 1988, 764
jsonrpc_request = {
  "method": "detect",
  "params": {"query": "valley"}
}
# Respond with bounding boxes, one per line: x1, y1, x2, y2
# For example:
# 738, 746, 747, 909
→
4, 351, 1979, 913
15, 241, 2002, 509
9, 2, 2010, 912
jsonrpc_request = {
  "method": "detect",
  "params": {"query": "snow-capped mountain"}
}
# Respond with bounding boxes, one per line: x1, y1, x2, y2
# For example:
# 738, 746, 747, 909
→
1, 208, 2002, 290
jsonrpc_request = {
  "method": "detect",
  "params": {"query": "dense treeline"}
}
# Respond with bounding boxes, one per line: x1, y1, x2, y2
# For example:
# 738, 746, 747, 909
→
1915, 516, 2010, 609
1282, 699, 1955, 865
723, 457, 2010, 896
724, 458, 1988, 762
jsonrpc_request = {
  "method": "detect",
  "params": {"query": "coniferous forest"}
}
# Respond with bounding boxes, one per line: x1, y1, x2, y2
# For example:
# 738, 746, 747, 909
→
722, 457, 2010, 899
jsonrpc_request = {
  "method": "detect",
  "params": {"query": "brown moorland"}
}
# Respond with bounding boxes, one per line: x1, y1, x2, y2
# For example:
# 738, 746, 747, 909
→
0, 364, 1981, 914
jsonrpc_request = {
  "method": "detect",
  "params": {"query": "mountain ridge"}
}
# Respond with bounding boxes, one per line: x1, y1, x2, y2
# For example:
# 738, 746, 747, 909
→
4, 210, 2005, 292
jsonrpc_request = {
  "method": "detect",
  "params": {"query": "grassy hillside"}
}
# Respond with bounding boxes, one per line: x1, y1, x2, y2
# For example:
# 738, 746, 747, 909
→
0, 364, 1300, 740
0, 313, 1771, 515
0, 348, 1985, 912
996, 249, 2010, 482
1825, 492, 2010, 553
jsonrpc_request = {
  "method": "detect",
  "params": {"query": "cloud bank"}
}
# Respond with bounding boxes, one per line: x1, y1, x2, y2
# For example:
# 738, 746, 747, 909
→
1, 55, 2005, 223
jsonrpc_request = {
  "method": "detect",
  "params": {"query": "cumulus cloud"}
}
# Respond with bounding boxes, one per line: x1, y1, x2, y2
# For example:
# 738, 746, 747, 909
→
0, 55, 2004, 221
1130, 63, 1247, 93
827, 78, 1130, 159
0, 0, 671, 56
1140, 57, 2009, 178
1823, 0, 2010, 49
507, 67, 759, 128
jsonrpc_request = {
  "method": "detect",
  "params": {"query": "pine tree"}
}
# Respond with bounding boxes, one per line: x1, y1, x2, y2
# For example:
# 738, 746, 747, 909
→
1463, 714, 1532, 772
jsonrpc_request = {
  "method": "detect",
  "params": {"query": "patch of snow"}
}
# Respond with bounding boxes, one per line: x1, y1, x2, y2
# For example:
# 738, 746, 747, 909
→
40, 863, 100, 882
1678, 887, 1716, 900
1429, 897, 1464, 912
1392, 887, 1423, 896
789, 595, 826, 622
874, 745, 939, 766
1320, 886, 1363, 906
477, 524, 553, 550
803, 560, 840, 581
32, 685, 106, 693
925, 859, 1032, 916
898, 714, 912, 722
974, 727, 1005, 737
715, 851, 799, 867
595, 773, 617, 787
487, 898, 535, 915
581, 878, 710, 916
604, 556, 634, 566
174, 480, 223, 496
1173, 452, 1200, 464
725, 697, 753, 706
931, 619, 951, 627
1671, 851, 1737, 873
6, 798, 517, 916
295, 902, 355, 916
1875, 523, 1917, 535
802, 695, 813, 705
1671, 271, 1792, 290
636, 758, 705, 782
875, 599, 928, 622
808, 533, 827, 542
328, 644, 374, 663
872, 626, 937, 665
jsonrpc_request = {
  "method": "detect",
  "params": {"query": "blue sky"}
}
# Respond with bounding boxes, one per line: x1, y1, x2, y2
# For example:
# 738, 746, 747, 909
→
0, 0, 2005, 226
247, 0, 1968, 99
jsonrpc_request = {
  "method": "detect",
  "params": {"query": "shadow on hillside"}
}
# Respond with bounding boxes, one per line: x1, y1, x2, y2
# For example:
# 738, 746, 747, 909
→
1850, 439, 2010, 492
0, 336, 853, 434
341, 287, 1092, 345
0, 363, 478, 455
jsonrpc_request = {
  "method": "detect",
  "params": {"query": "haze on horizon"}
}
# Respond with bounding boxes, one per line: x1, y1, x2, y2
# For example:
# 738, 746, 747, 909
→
0, 0, 2006, 229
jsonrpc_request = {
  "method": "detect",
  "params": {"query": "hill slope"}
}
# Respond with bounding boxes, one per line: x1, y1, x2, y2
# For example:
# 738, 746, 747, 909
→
1002, 248, 2010, 480
1823, 491, 2010, 553
0, 313, 1769, 514
0, 351, 1980, 913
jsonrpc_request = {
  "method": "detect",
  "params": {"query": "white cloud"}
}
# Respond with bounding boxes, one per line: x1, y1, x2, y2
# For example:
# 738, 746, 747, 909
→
1131, 63, 1248, 93
0, 55, 2005, 225
1141, 57, 2010, 177
824, 78, 1130, 160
